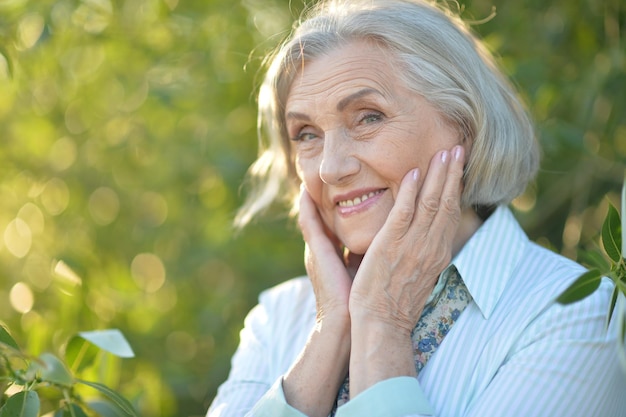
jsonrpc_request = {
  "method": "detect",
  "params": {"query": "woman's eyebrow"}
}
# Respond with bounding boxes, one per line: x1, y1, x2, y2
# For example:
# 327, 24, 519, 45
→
336, 88, 381, 111
285, 88, 382, 122
285, 111, 310, 122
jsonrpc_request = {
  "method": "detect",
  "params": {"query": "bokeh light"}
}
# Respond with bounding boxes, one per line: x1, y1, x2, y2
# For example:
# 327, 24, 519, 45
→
49, 137, 77, 172
4, 218, 32, 258
88, 187, 120, 226
131, 253, 166, 293
166, 330, 197, 363
9, 282, 34, 314
16, 13, 44, 50
40, 178, 70, 216
17, 202, 45, 235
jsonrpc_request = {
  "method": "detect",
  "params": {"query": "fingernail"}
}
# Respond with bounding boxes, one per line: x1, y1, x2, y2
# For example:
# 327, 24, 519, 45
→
454, 146, 463, 161
412, 168, 419, 181
441, 150, 449, 163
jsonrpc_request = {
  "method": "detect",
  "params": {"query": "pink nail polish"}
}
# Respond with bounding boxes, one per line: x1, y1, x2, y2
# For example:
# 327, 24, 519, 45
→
454, 146, 463, 161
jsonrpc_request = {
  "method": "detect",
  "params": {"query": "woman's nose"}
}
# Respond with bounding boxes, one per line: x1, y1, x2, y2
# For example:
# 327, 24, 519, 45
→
318, 130, 360, 185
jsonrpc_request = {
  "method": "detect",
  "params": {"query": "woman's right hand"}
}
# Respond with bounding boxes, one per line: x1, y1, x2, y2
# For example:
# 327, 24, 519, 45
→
280, 188, 353, 417
298, 187, 353, 324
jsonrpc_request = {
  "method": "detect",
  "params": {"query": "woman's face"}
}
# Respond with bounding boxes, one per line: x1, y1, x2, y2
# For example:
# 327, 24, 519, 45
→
285, 40, 462, 255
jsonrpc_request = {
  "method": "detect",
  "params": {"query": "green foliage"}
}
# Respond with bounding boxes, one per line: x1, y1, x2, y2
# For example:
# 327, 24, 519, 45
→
0, 391, 40, 417
0, 327, 138, 417
601, 204, 622, 262
556, 268, 602, 304
34, 354, 74, 387
73, 331, 134, 359
76, 381, 137, 417
558, 202, 626, 368
0, 0, 623, 416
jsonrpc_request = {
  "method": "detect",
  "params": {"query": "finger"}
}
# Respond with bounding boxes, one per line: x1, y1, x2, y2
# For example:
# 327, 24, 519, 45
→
298, 187, 322, 242
436, 145, 465, 220
383, 168, 421, 238
413, 149, 451, 229
298, 187, 342, 254
426, 145, 464, 239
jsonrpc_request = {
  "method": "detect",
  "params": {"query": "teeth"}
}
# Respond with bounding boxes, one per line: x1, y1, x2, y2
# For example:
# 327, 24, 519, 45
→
338, 190, 383, 207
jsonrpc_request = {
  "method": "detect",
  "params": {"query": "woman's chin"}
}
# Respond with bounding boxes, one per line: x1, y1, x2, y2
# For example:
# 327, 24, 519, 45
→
341, 236, 373, 256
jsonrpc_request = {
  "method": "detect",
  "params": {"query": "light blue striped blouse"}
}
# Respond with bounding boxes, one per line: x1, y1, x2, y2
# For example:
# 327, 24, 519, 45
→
208, 206, 626, 416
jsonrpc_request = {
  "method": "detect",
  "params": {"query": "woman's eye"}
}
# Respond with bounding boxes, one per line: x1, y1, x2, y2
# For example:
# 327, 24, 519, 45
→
290, 130, 317, 142
360, 112, 383, 124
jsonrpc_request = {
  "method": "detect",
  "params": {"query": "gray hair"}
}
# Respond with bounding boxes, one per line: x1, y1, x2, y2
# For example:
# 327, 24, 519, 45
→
235, 0, 539, 227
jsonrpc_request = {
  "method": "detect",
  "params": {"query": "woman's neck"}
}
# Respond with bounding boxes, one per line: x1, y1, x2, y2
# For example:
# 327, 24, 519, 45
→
452, 208, 485, 258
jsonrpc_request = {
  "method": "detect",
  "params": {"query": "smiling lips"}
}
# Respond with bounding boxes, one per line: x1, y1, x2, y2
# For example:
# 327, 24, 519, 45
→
337, 189, 386, 211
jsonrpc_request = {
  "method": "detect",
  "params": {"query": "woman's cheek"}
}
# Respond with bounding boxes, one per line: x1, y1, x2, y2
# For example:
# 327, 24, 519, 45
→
296, 157, 321, 195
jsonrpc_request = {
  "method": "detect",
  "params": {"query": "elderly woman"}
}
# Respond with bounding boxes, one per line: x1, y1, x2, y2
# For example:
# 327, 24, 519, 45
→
208, 0, 624, 416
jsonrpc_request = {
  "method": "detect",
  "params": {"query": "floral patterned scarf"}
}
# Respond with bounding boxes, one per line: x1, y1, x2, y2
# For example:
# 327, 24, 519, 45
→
331, 265, 471, 415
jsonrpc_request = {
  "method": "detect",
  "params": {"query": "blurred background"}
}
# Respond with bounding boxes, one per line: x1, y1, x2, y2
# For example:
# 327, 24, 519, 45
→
0, 0, 623, 415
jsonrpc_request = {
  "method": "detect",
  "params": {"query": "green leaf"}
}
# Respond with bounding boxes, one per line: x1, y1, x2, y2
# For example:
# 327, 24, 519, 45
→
0, 327, 19, 351
77, 380, 138, 417
557, 269, 603, 304
65, 336, 100, 373
607, 284, 619, 330
0, 391, 40, 417
577, 248, 610, 272
36, 353, 74, 387
77, 330, 134, 358
87, 400, 126, 417
53, 404, 89, 417
601, 204, 622, 263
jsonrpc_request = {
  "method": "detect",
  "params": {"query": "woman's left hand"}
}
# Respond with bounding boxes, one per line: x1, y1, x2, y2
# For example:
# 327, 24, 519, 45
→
349, 145, 465, 335
346, 146, 465, 396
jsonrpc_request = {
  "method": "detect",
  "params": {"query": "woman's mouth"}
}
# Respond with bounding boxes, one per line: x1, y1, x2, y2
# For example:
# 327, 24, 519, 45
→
337, 189, 385, 207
